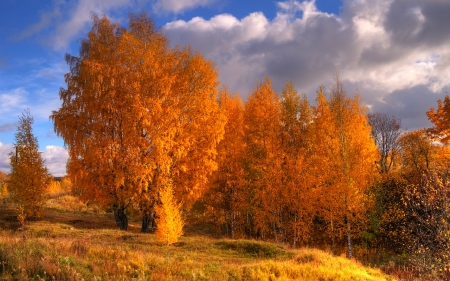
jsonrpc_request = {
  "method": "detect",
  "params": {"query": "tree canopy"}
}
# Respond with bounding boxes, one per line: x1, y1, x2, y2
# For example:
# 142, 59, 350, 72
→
51, 13, 225, 231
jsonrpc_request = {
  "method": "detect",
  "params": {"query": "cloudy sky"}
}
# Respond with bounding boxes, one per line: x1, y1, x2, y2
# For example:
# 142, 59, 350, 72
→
1, 0, 450, 176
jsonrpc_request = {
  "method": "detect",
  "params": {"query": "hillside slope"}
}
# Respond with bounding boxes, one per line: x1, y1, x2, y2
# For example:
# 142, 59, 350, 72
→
0, 194, 397, 280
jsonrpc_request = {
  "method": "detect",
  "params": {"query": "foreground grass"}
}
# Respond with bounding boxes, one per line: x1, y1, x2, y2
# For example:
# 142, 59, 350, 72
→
0, 195, 397, 280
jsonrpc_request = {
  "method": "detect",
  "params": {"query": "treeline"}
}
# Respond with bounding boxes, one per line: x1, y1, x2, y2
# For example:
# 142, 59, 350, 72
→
201, 78, 377, 259
200, 79, 450, 270
4, 13, 450, 274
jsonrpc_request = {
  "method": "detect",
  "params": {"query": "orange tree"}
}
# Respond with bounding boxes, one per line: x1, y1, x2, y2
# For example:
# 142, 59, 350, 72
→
278, 81, 316, 246
0, 171, 7, 195
311, 77, 378, 257
8, 110, 52, 222
51, 14, 225, 231
204, 88, 246, 239
427, 95, 450, 143
155, 179, 184, 245
243, 77, 284, 241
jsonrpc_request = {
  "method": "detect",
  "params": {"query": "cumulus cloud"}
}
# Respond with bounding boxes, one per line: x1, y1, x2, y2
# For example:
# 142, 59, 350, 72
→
163, 0, 450, 129
0, 142, 13, 174
0, 143, 68, 176
42, 146, 69, 177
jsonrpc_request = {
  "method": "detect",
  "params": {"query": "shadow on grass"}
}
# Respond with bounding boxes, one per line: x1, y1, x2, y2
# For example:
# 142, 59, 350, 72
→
215, 239, 291, 259
0, 196, 141, 232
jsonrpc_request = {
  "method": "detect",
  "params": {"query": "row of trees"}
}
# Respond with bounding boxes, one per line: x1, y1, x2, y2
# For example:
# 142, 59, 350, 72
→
202, 77, 377, 259
202, 82, 450, 272
5, 14, 450, 267
209, 83, 450, 264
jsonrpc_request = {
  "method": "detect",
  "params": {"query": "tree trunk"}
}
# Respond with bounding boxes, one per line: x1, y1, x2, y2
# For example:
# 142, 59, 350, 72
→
273, 221, 278, 243
346, 213, 353, 258
330, 211, 336, 255
113, 206, 128, 230
231, 211, 235, 239
141, 211, 156, 233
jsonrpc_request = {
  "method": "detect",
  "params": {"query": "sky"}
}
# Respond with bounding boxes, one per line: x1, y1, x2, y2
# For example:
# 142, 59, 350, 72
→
1, 0, 450, 176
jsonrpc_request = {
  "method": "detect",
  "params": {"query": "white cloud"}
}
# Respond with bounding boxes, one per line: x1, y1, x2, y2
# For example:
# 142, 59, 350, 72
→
163, 0, 450, 129
0, 143, 68, 176
52, 0, 133, 50
13, 3, 62, 41
153, 0, 218, 14
0, 142, 13, 174
42, 145, 69, 177
0, 88, 28, 115
18, 0, 219, 50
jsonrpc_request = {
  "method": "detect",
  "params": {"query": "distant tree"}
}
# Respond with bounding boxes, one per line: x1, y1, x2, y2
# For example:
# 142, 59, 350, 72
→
0, 171, 7, 195
427, 95, 450, 143
8, 110, 52, 223
368, 112, 402, 173
155, 180, 184, 245
398, 130, 436, 183
47, 179, 61, 193
60, 177, 73, 193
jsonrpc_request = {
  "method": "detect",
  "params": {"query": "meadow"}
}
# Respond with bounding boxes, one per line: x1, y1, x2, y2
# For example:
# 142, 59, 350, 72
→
0, 193, 403, 281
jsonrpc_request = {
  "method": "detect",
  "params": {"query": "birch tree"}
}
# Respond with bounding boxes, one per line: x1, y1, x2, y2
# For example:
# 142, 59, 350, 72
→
51, 14, 225, 231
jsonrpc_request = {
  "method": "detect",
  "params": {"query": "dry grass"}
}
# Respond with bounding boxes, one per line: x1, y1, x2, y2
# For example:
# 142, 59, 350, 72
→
0, 195, 397, 281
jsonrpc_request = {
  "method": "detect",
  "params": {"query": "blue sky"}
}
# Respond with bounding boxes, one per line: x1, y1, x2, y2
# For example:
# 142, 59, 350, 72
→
1, 0, 450, 176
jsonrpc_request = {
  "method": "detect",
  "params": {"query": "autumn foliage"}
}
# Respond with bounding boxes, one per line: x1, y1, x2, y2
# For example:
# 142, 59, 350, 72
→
51, 14, 225, 232
0, 13, 435, 279
0, 171, 7, 195
155, 180, 184, 245
8, 110, 52, 223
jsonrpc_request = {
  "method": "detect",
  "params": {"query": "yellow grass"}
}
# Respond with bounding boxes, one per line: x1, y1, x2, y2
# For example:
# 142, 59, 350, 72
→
0, 194, 397, 280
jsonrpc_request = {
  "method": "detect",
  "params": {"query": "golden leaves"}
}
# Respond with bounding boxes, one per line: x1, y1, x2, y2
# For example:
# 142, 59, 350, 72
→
51, 14, 225, 230
155, 181, 184, 245
8, 110, 52, 221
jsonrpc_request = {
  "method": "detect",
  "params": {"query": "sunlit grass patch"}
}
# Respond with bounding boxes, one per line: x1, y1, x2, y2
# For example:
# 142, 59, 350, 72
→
46, 193, 103, 214
0, 198, 398, 280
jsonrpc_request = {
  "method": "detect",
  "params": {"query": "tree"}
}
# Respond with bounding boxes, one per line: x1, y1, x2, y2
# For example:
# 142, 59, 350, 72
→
368, 112, 402, 173
155, 180, 184, 245
51, 14, 225, 231
243, 77, 284, 241
398, 130, 436, 183
60, 177, 73, 193
312, 77, 378, 258
427, 95, 450, 143
0, 171, 7, 195
8, 110, 51, 222
205, 88, 246, 239
401, 171, 450, 275
279, 81, 315, 246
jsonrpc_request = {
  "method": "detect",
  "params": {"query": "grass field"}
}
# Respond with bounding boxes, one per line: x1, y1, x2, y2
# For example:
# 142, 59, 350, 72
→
0, 193, 398, 280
